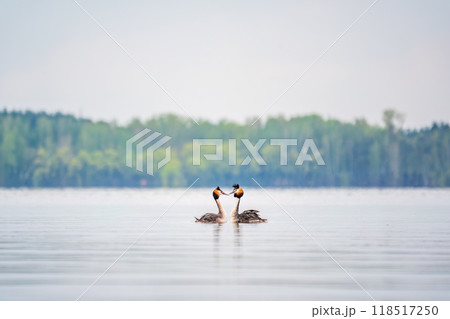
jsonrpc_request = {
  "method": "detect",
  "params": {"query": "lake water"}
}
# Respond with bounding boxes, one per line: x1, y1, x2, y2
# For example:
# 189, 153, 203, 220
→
0, 188, 449, 300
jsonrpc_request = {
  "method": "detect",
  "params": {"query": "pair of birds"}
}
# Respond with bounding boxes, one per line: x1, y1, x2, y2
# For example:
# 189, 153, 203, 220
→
195, 184, 267, 224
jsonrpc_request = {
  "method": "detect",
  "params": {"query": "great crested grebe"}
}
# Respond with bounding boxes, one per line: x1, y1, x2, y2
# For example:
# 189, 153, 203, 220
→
195, 187, 228, 223
229, 184, 267, 223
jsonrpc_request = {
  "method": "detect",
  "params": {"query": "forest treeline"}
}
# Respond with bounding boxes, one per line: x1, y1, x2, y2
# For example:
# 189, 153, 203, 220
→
0, 109, 449, 187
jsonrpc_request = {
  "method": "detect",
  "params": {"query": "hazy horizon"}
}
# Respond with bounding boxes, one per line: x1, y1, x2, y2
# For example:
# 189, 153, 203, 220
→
1, 0, 449, 128
2, 106, 450, 129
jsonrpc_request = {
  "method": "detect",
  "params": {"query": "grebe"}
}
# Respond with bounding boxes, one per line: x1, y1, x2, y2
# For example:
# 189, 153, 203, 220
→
195, 187, 228, 223
229, 184, 267, 223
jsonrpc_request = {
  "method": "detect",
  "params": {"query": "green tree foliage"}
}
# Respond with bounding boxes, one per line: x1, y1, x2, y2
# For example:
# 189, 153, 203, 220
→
0, 109, 449, 187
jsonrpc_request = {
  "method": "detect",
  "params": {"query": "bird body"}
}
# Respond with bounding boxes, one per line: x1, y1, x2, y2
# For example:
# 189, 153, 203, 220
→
230, 184, 267, 223
195, 187, 227, 223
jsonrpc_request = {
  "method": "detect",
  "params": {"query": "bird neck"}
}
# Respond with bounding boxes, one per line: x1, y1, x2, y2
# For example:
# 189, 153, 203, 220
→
231, 197, 241, 222
215, 198, 226, 219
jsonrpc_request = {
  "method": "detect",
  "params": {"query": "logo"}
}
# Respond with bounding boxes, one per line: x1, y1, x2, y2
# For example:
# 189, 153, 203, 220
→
126, 128, 172, 175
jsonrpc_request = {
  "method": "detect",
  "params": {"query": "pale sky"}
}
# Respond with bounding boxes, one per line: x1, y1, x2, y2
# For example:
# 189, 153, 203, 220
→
1, 0, 449, 128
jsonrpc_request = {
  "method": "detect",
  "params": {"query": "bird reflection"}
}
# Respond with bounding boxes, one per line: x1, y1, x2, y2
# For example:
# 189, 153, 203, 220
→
213, 223, 223, 245
232, 222, 241, 247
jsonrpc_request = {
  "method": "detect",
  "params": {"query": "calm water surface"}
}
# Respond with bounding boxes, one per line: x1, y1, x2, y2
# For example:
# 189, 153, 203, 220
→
0, 188, 449, 300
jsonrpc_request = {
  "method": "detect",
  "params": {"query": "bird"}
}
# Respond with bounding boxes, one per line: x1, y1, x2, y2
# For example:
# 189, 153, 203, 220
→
195, 187, 228, 223
229, 184, 267, 223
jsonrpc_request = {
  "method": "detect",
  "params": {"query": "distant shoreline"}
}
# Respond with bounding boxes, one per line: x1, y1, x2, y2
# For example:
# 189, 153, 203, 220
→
1, 110, 449, 188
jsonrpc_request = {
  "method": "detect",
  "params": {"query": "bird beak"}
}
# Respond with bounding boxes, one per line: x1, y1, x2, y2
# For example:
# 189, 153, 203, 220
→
221, 191, 229, 196
229, 188, 238, 194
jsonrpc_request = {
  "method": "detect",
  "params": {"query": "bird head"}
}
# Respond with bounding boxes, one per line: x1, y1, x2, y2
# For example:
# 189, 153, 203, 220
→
213, 186, 227, 199
230, 184, 244, 198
